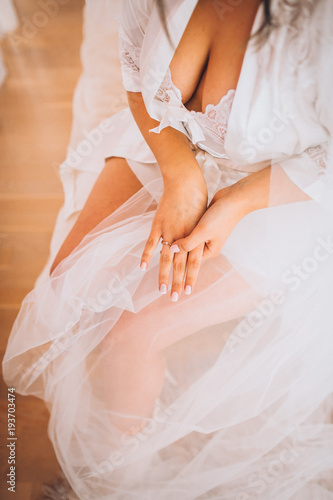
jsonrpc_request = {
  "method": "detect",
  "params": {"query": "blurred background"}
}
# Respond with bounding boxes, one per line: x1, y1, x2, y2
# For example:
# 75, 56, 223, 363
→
0, 0, 124, 497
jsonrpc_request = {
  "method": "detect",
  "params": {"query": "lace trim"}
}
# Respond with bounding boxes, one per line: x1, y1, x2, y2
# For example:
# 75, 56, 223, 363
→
119, 27, 140, 77
191, 89, 235, 144
155, 69, 235, 144
155, 69, 182, 103
305, 144, 328, 171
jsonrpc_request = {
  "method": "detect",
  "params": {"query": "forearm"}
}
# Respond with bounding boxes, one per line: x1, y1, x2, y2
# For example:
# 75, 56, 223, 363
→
127, 91, 204, 185
232, 165, 311, 219
168, 164, 313, 261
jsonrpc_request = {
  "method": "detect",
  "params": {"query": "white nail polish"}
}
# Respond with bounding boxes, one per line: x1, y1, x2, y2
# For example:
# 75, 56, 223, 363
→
140, 262, 147, 271
171, 291, 179, 302
185, 285, 192, 295
170, 244, 180, 253
160, 284, 167, 294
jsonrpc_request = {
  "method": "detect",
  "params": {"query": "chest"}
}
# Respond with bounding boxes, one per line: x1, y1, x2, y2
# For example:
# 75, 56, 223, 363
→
168, 0, 261, 112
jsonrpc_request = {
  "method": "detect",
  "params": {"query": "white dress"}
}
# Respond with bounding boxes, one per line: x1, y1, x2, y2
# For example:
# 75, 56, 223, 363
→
3, 1, 333, 499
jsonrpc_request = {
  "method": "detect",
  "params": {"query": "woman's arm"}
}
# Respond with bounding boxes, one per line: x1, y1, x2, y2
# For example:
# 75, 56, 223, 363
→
127, 91, 208, 301
127, 92, 208, 184
127, 91, 204, 184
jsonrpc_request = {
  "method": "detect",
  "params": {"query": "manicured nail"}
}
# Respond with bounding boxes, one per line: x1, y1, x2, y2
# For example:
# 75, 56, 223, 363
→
185, 285, 192, 295
170, 244, 180, 253
160, 284, 167, 294
171, 291, 179, 302
140, 262, 147, 271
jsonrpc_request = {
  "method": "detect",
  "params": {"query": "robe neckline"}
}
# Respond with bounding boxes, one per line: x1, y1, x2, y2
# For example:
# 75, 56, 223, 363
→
140, 0, 265, 164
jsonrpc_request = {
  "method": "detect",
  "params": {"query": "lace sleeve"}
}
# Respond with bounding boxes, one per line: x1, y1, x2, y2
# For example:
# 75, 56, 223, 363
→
119, 27, 142, 93
118, 0, 154, 93
305, 144, 328, 172
276, 141, 333, 213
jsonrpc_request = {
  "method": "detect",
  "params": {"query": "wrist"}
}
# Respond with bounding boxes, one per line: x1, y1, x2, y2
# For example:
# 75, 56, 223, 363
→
163, 166, 208, 211
162, 161, 206, 189
233, 167, 271, 215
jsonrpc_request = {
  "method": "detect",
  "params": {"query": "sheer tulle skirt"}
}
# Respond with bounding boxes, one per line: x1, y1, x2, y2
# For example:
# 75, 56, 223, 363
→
3, 115, 333, 499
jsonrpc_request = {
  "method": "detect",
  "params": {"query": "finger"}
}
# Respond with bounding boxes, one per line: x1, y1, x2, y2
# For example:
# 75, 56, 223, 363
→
158, 239, 174, 294
170, 250, 188, 302
170, 224, 207, 254
201, 239, 222, 260
140, 228, 161, 270
184, 243, 204, 294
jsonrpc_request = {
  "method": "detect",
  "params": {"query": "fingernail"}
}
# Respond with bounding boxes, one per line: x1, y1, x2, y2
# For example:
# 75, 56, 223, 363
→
185, 285, 192, 295
160, 284, 167, 294
171, 291, 179, 302
140, 262, 147, 271
170, 244, 180, 253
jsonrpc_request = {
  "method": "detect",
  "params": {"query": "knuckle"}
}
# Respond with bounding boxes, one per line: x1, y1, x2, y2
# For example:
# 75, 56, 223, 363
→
172, 281, 183, 290
188, 257, 201, 269
146, 237, 155, 249
161, 252, 172, 264
141, 251, 151, 261
174, 261, 185, 273
159, 273, 169, 281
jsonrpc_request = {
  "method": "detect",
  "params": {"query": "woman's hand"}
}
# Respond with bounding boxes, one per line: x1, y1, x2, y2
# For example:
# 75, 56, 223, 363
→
140, 169, 208, 301
169, 168, 272, 289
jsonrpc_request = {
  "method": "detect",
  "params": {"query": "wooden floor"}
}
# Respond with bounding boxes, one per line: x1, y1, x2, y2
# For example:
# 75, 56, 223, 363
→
0, 1, 84, 498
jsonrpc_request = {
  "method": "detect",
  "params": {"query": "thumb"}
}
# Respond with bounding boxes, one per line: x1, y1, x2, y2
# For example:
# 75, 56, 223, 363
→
170, 226, 206, 254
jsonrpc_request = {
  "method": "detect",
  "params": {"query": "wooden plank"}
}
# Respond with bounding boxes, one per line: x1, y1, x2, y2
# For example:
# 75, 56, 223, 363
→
0, 0, 84, 498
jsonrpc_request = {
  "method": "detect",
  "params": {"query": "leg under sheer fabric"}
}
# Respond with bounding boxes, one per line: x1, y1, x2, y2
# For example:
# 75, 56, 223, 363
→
50, 157, 143, 274
4, 170, 333, 497
102, 254, 261, 435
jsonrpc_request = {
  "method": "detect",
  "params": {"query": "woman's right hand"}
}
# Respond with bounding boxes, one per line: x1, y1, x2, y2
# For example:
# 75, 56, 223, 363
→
140, 168, 208, 301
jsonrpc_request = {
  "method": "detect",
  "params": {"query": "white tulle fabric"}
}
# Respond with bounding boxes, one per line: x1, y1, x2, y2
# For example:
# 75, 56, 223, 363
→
3, 0, 333, 499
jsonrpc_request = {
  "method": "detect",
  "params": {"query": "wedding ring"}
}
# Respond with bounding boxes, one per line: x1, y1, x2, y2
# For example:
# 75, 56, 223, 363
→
161, 239, 172, 246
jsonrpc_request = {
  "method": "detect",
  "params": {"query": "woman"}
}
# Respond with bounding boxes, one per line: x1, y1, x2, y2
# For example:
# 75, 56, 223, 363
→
3, 0, 333, 498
